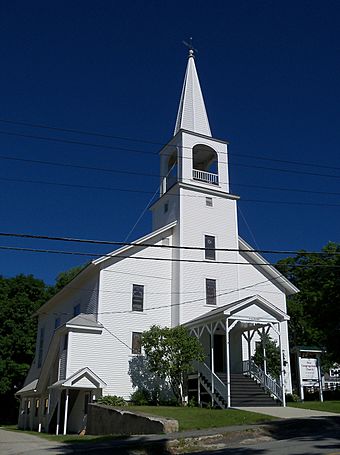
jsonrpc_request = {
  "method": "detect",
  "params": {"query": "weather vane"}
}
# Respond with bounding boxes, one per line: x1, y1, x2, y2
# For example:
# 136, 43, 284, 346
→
182, 37, 198, 56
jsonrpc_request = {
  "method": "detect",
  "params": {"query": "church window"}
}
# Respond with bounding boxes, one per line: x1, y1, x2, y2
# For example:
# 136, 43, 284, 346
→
132, 332, 142, 354
37, 327, 44, 368
206, 197, 213, 207
206, 279, 217, 305
35, 399, 40, 417
44, 398, 48, 415
205, 235, 216, 260
164, 202, 169, 213
132, 284, 144, 311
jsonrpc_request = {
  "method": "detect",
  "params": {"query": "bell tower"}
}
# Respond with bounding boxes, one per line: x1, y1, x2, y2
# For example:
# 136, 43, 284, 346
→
150, 50, 240, 326
152, 49, 235, 230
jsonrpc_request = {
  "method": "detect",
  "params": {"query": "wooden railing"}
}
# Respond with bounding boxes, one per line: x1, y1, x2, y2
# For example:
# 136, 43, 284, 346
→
193, 169, 219, 185
194, 361, 228, 408
242, 359, 283, 403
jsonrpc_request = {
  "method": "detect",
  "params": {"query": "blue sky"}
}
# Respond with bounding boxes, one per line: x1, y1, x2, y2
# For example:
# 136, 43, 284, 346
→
0, 1, 339, 284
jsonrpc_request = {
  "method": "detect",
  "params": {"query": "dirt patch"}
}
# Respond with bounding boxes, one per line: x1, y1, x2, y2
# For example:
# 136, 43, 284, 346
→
169, 427, 272, 453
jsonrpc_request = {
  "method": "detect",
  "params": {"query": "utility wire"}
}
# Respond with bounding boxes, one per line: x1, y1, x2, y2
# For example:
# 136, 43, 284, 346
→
0, 231, 339, 256
1, 176, 340, 207
38, 274, 293, 318
1, 128, 340, 180
1, 245, 339, 267
1, 153, 340, 197
0, 117, 339, 172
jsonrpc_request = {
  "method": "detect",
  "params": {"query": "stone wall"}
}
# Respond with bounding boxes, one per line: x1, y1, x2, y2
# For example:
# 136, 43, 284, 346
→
87, 404, 179, 435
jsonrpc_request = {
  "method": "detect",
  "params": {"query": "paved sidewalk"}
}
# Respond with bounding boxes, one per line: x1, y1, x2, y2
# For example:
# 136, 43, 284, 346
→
0, 428, 66, 455
234, 406, 339, 419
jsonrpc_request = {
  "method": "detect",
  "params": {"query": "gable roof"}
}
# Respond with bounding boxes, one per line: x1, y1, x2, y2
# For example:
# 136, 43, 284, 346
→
184, 294, 289, 329
49, 367, 107, 390
16, 379, 38, 395
36, 221, 177, 315
238, 236, 299, 296
92, 220, 176, 267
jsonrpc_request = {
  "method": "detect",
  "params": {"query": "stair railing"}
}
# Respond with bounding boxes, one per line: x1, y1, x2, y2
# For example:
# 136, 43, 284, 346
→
242, 360, 283, 403
195, 361, 228, 405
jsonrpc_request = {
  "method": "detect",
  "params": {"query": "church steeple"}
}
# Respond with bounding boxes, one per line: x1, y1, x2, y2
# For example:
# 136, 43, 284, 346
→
174, 49, 212, 137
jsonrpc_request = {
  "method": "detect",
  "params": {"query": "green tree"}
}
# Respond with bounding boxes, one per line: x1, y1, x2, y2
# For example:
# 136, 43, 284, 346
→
142, 325, 205, 405
54, 263, 88, 293
277, 242, 340, 367
252, 333, 281, 379
0, 274, 50, 424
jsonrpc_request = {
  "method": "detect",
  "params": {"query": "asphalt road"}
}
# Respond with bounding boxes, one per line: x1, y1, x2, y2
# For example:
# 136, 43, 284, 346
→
1, 416, 340, 455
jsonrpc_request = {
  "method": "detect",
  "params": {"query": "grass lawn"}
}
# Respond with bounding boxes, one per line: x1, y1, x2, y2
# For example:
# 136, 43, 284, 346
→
128, 406, 274, 431
1, 426, 123, 444
2, 407, 274, 441
288, 400, 340, 414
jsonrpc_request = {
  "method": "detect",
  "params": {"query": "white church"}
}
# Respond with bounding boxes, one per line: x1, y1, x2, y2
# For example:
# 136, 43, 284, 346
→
17, 49, 298, 434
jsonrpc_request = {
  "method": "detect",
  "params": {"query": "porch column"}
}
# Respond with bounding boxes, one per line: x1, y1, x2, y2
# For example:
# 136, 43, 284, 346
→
55, 391, 61, 435
63, 388, 69, 435
225, 318, 231, 408
262, 327, 267, 375
247, 331, 251, 366
317, 355, 324, 402
210, 323, 215, 405
47, 391, 51, 415
277, 323, 286, 407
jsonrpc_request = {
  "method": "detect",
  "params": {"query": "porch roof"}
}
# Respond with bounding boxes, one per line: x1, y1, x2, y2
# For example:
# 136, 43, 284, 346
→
49, 367, 107, 390
184, 295, 289, 329
16, 379, 38, 396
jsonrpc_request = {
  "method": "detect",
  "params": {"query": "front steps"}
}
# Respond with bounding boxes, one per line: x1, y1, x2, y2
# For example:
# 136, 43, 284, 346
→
227, 373, 280, 407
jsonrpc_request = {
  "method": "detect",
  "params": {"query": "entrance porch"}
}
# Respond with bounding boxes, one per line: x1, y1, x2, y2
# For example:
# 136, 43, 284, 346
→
47, 367, 106, 435
185, 295, 289, 408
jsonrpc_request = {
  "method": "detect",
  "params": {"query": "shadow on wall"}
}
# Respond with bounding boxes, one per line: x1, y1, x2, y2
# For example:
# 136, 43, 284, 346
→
128, 356, 173, 403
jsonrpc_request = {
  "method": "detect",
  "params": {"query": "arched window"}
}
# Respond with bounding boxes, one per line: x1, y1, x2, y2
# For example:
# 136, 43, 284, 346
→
192, 144, 218, 185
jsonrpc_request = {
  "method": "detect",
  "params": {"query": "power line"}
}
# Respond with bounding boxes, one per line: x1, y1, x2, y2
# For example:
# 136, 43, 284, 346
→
1, 231, 339, 256
1, 175, 340, 207
0, 117, 339, 172
0, 154, 159, 178
1, 245, 339, 267
38, 274, 292, 318
1, 128, 340, 180
1, 153, 340, 197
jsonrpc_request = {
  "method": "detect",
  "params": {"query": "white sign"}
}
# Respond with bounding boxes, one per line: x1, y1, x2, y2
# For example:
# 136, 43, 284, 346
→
300, 358, 318, 385
330, 368, 340, 378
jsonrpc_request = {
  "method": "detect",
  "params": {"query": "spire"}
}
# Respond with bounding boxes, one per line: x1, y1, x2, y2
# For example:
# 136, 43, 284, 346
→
174, 49, 212, 137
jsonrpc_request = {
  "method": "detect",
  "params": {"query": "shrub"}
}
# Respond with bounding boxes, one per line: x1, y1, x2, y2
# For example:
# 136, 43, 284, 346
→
97, 395, 126, 407
130, 389, 151, 405
188, 396, 198, 407
285, 393, 301, 402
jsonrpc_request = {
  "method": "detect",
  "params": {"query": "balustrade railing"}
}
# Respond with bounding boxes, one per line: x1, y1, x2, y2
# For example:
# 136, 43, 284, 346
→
195, 361, 228, 404
193, 169, 219, 185
242, 360, 283, 403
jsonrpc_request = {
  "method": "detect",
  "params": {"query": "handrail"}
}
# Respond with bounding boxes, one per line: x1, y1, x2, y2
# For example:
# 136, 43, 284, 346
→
242, 360, 283, 403
196, 361, 228, 402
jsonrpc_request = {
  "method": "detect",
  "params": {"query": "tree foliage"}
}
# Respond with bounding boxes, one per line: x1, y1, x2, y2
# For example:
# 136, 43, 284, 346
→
252, 333, 281, 379
53, 263, 88, 293
277, 242, 340, 366
0, 274, 50, 423
142, 325, 205, 405
0, 264, 86, 424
